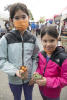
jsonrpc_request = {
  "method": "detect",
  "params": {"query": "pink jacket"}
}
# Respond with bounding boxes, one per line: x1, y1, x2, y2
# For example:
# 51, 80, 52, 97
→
36, 46, 67, 98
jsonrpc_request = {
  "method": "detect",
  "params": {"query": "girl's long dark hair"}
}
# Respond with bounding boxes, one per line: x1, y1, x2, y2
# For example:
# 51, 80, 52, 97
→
41, 25, 59, 39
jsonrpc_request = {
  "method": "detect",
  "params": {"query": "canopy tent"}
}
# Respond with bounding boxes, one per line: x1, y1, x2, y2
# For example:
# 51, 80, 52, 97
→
61, 14, 67, 21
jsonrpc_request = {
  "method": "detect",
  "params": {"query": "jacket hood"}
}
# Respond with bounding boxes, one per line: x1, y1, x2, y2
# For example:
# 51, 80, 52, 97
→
9, 29, 31, 42
52, 46, 65, 57
10, 29, 28, 37
7, 29, 36, 43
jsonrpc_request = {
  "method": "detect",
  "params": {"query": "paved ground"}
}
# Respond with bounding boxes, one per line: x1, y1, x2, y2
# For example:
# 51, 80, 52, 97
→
0, 70, 67, 100
0, 71, 42, 100
0, 36, 67, 100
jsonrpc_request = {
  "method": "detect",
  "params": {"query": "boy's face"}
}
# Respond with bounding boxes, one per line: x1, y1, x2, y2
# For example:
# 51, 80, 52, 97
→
13, 9, 29, 21
12, 9, 29, 31
41, 34, 58, 55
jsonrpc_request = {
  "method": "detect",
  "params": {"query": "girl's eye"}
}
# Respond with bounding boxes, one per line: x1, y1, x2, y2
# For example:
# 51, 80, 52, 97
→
50, 40, 55, 42
44, 40, 47, 43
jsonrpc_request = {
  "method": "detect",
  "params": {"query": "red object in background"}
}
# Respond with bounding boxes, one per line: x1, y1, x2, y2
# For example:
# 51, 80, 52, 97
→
46, 19, 49, 21
54, 15, 59, 18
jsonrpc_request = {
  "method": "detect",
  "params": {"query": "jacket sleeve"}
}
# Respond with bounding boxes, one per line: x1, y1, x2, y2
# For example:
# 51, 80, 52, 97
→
0, 36, 18, 76
46, 59, 67, 88
36, 53, 43, 75
31, 38, 40, 75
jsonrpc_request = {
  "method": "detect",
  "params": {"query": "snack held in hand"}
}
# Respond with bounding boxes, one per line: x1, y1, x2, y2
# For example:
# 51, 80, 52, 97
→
19, 66, 28, 79
20, 66, 27, 72
33, 73, 43, 80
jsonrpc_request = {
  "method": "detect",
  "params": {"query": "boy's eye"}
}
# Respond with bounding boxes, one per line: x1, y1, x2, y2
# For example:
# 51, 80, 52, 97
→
22, 15, 26, 19
14, 15, 26, 20
14, 16, 19, 20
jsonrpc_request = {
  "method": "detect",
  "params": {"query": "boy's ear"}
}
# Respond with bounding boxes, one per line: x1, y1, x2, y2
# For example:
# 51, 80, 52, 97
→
28, 16, 30, 20
9, 17, 14, 28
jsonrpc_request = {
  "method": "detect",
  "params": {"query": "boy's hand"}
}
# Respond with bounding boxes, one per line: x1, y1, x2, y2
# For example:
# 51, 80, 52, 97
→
36, 77, 47, 86
20, 70, 28, 80
15, 70, 22, 78
19, 66, 28, 80
23, 71, 28, 80
15, 70, 28, 80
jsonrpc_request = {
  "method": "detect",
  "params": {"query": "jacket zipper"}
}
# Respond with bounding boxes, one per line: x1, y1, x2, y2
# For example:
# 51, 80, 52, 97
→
21, 35, 24, 83
43, 56, 50, 76
21, 36, 24, 66
43, 62, 47, 76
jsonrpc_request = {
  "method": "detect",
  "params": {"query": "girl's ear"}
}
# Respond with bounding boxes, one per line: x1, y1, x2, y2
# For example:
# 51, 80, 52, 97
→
58, 35, 61, 41
57, 37, 59, 41
9, 17, 13, 22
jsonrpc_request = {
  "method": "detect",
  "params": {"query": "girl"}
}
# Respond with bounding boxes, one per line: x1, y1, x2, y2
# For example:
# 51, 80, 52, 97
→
34, 25, 67, 100
0, 3, 39, 100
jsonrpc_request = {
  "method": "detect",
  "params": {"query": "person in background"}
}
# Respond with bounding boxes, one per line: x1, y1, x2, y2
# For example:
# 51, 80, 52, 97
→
5, 21, 11, 32
33, 25, 67, 100
0, 3, 39, 100
36, 22, 40, 36
31, 22, 36, 35
0, 25, 6, 38
27, 22, 31, 32
0, 25, 2, 37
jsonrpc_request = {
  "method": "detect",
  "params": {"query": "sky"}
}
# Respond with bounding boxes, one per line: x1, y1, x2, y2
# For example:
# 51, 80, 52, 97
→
0, 0, 67, 21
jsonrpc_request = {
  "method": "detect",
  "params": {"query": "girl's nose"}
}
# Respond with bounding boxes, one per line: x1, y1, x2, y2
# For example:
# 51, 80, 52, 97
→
46, 42, 50, 46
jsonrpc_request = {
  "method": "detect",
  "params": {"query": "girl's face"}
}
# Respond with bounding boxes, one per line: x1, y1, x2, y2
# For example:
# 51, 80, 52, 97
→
41, 34, 58, 56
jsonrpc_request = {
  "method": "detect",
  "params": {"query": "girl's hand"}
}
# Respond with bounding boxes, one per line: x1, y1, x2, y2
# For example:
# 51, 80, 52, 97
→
28, 72, 38, 85
36, 77, 47, 86
29, 78, 35, 86
33, 72, 39, 75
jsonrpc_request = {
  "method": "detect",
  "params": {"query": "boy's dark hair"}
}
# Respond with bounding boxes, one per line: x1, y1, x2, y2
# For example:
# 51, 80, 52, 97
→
41, 25, 59, 39
10, 3, 29, 19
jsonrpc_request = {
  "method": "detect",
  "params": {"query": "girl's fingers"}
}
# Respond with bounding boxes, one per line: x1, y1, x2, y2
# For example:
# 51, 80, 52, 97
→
33, 72, 38, 75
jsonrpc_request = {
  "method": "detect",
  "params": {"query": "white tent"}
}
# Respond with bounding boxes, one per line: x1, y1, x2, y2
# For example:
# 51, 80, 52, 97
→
61, 14, 67, 21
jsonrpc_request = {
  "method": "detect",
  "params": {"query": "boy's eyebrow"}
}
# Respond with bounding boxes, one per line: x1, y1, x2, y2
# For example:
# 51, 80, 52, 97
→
14, 15, 26, 17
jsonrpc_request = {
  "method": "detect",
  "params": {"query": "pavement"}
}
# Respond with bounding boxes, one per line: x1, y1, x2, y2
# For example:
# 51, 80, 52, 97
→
0, 70, 42, 100
0, 35, 67, 100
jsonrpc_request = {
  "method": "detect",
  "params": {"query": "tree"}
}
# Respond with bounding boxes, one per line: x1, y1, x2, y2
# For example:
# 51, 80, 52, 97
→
4, 5, 11, 11
28, 9, 34, 20
39, 16, 45, 23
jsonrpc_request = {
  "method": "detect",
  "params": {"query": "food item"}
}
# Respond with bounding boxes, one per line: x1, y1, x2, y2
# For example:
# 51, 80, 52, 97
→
20, 66, 27, 72
33, 73, 43, 80
19, 66, 28, 78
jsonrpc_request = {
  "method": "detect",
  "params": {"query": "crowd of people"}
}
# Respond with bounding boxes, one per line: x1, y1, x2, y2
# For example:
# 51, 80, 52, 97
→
0, 2, 67, 100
